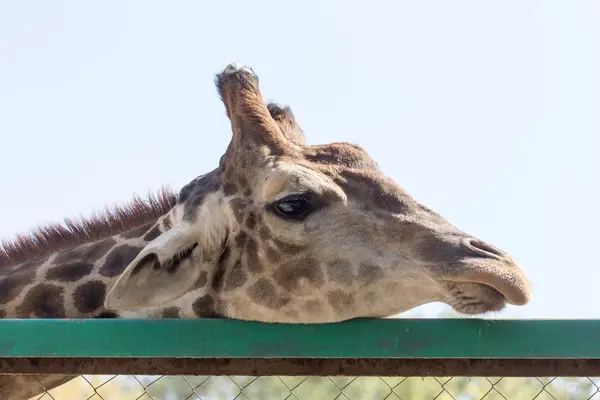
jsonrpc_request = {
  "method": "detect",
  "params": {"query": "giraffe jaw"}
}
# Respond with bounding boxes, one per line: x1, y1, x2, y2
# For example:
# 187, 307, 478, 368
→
442, 281, 508, 315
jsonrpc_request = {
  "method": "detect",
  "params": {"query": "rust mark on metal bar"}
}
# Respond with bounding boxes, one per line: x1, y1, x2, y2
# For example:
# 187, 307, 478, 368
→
0, 358, 599, 377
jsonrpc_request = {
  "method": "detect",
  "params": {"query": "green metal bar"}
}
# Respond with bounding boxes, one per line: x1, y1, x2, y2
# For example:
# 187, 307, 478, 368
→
0, 318, 598, 359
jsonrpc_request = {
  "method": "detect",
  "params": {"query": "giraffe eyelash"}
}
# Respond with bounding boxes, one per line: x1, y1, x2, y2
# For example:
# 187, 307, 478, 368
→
163, 243, 198, 272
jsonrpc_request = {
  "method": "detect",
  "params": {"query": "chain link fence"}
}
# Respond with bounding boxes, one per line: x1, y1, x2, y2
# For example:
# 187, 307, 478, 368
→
19, 374, 600, 400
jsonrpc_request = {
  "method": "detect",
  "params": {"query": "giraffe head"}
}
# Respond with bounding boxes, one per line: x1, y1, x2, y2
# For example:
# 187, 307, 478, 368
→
105, 63, 532, 322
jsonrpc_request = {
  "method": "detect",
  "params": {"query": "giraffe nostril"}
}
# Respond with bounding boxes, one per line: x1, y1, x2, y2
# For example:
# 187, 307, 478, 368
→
463, 238, 507, 260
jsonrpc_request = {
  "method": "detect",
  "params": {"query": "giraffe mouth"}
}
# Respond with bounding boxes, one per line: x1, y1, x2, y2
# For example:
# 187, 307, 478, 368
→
434, 256, 531, 311
444, 281, 508, 315
433, 256, 532, 315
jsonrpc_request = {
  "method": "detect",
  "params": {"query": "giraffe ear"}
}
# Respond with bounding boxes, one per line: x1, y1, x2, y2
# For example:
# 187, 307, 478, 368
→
105, 225, 208, 310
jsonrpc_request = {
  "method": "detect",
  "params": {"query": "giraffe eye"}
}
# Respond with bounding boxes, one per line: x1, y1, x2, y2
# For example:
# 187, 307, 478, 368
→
273, 194, 313, 221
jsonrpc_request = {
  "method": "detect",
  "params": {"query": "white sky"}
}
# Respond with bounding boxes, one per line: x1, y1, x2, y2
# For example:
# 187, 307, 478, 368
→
1, 1, 598, 319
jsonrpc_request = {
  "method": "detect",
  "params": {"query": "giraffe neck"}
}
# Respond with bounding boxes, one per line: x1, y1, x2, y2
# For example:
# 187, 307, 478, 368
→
0, 211, 219, 319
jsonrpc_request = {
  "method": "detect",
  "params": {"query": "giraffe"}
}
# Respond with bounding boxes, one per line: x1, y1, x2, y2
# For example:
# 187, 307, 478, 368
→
0, 63, 532, 399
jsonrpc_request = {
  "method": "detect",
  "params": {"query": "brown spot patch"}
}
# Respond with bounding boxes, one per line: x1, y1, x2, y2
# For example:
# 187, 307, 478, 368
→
0, 309, 6, 318
100, 245, 143, 277
185, 192, 208, 218
46, 261, 94, 283
326, 259, 354, 285
358, 263, 384, 286
245, 215, 257, 230
223, 182, 237, 196
265, 245, 281, 263
162, 307, 180, 318
272, 239, 303, 255
143, 225, 162, 241
258, 226, 270, 241
182, 173, 221, 221
162, 215, 173, 230
229, 199, 246, 222
120, 221, 155, 239
95, 311, 119, 318
327, 290, 355, 314
213, 245, 240, 291
194, 270, 209, 289
274, 257, 324, 294
223, 167, 234, 182
54, 237, 117, 265
82, 238, 118, 260
17, 284, 65, 318
53, 248, 84, 265
234, 232, 247, 248
225, 261, 247, 291
0, 260, 39, 304
238, 175, 249, 189
179, 171, 220, 205
384, 282, 400, 293
303, 299, 323, 314
73, 281, 106, 314
364, 292, 377, 306
220, 245, 235, 266
305, 143, 377, 169
337, 170, 409, 214
244, 237, 263, 273
285, 310, 299, 319
248, 278, 290, 309
211, 264, 226, 292
192, 295, 218, 317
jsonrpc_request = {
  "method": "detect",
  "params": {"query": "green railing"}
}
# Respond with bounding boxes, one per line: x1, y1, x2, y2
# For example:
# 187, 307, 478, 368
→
0, 319, 599, 399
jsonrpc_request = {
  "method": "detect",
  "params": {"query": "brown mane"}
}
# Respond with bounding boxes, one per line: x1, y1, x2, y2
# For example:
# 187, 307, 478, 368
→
0, 188, 178, 268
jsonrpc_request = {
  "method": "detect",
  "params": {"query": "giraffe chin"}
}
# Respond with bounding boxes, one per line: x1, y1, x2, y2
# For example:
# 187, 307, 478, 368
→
442, 281, 507, 315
